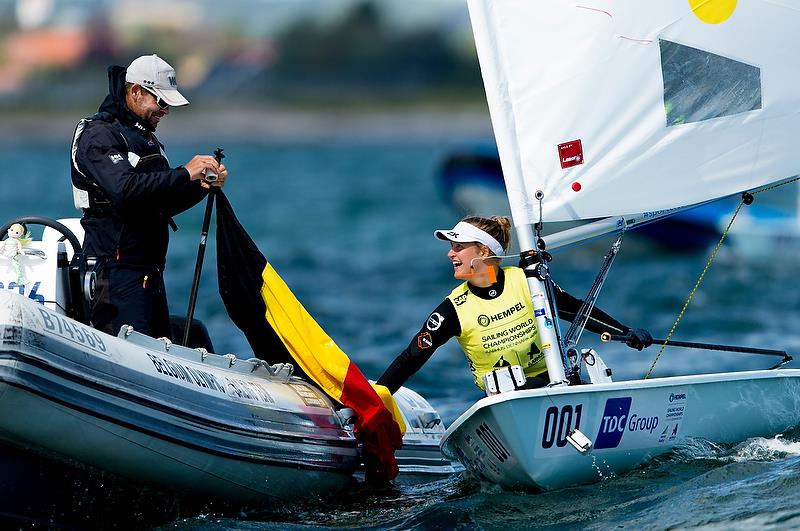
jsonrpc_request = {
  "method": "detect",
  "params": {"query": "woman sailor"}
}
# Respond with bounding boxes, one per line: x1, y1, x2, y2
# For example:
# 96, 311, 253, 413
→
377, 215, 652, 393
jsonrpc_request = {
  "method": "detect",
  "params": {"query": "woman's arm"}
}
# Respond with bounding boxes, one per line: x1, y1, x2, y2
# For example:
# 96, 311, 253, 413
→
377, 298, 460, 394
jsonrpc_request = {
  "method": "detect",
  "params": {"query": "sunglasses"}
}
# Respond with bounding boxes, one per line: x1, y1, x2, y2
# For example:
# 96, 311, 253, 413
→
141, 86, 169, 109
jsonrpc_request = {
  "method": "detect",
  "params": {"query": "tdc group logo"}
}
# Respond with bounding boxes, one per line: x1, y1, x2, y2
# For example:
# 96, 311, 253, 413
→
594, 397, 632, 449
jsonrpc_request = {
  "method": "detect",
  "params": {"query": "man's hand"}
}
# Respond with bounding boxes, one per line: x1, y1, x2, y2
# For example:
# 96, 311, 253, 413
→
200, 163, 227, 190
185, 155, 228, 189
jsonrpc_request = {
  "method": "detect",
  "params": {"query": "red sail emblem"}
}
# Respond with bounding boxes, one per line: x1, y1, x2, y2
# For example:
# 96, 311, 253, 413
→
558, 139, 584, 169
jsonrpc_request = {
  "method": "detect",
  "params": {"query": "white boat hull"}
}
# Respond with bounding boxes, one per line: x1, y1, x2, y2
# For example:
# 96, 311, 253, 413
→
441, 370, 800, 491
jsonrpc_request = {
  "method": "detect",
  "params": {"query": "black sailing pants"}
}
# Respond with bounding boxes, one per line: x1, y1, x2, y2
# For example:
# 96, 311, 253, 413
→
90, 262, 170, 339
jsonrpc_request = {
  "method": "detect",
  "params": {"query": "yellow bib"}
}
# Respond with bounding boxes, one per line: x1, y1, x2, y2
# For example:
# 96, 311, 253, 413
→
448, 267, 546, 389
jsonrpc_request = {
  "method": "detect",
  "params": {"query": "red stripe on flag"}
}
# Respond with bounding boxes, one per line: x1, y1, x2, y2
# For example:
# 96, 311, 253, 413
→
340, 362, 403, 482
340, 361, 383, 419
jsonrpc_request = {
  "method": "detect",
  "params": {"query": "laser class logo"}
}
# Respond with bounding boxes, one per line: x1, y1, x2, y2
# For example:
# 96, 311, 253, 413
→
558, 139, 584, 169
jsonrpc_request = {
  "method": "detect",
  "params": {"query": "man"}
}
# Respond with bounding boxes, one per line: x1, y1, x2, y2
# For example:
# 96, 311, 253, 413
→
70, 53, 227, 339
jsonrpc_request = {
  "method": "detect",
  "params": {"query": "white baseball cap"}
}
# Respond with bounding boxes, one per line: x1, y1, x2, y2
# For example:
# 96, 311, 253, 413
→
125, 54, 189, 107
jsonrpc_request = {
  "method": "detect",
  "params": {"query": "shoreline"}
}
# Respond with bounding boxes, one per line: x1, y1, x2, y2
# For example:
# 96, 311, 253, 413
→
0, 107, 494, 144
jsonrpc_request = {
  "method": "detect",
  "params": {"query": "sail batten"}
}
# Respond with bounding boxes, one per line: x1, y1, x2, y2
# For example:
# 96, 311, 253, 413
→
467, 0, 800, 235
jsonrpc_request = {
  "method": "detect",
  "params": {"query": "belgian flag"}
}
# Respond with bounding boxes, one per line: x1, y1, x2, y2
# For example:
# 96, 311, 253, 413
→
215, 192, 403, 482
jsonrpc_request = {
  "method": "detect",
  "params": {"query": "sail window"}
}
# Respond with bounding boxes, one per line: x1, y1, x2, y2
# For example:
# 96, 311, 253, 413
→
660, 39, 761, 127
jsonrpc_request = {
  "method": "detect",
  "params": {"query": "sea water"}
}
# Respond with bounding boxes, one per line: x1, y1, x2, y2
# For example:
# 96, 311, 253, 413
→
2, 141, 800, 529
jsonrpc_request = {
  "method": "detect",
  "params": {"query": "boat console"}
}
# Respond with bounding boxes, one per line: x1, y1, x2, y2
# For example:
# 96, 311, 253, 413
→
0, 217, 92, 323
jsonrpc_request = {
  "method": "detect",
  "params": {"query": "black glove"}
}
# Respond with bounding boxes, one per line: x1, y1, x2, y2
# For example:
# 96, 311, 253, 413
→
625, 328, 653, 351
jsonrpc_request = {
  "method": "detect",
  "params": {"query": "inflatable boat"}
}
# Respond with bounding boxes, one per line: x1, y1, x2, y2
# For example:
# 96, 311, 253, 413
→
0, 217, 455, 506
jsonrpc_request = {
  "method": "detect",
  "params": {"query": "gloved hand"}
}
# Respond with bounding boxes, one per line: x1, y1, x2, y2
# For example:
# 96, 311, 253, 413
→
625, 328, 653, 351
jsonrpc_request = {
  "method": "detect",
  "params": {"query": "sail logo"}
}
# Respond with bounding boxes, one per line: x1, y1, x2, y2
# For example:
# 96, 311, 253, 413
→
594, 397, 632, 449
558, 139, 584, 169
658, 422, 681, 444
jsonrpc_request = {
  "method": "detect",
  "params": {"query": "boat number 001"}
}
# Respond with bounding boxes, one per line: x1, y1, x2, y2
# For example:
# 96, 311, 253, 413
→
541, 404, 583, 448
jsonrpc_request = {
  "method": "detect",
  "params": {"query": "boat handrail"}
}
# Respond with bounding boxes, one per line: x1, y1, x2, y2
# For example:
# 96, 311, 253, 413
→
118, 325, 292, 380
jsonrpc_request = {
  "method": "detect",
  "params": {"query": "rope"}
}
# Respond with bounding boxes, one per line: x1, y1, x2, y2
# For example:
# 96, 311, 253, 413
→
644, 177, 800, 378
754, 175, 800, 195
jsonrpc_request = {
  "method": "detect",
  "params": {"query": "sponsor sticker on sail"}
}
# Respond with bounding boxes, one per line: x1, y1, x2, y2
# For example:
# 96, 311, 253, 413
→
558, 139, 584, 169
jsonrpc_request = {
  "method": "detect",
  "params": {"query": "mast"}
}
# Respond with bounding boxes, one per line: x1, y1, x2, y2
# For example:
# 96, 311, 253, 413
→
514, 219, 567, 386
468, 0, 568, 385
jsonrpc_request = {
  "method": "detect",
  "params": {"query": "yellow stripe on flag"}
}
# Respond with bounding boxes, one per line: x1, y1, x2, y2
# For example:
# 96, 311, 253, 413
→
371, 383, 406, 435
260, 263, 406, 433
261, 264, 350, 400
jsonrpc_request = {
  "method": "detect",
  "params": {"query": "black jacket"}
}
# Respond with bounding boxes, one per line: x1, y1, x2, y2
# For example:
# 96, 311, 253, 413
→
70, 65, 207, 267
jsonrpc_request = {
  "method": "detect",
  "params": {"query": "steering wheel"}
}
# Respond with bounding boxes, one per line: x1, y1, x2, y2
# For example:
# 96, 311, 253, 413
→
0, 216, 82, 254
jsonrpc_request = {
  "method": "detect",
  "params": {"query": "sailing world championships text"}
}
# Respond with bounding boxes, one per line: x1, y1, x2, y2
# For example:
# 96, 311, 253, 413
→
482, 318, 535, 352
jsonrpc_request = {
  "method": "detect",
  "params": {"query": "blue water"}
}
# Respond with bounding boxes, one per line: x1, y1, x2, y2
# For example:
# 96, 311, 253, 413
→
3, 141, 800, 529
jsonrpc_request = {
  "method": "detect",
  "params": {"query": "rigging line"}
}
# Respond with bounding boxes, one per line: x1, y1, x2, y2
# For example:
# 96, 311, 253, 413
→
644, 196, 745, 379
563, 234, 624, 348
645, 176, 800, 379
752, 175, 800, 195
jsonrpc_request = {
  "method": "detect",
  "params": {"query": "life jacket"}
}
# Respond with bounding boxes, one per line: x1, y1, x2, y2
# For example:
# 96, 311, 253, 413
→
70, 111, 172, 216
448, 266, 546, 389
69, 110, 187, 267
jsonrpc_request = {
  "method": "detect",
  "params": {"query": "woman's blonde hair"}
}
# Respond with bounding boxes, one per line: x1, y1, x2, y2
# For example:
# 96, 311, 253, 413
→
462, 215, 512, 254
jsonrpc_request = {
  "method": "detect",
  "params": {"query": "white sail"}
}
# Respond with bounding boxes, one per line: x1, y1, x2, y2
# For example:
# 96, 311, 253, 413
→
467, 0, 800, 227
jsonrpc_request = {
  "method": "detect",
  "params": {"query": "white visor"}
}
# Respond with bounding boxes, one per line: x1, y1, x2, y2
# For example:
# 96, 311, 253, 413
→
434, 221, 504, 256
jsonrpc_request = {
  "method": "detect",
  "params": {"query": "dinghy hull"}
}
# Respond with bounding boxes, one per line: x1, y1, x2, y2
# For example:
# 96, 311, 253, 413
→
441, 371, 800, 491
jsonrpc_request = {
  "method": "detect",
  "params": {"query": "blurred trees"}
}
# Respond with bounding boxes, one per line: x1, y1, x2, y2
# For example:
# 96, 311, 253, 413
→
0, 0, 484, 111
268, 2, 481, 105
